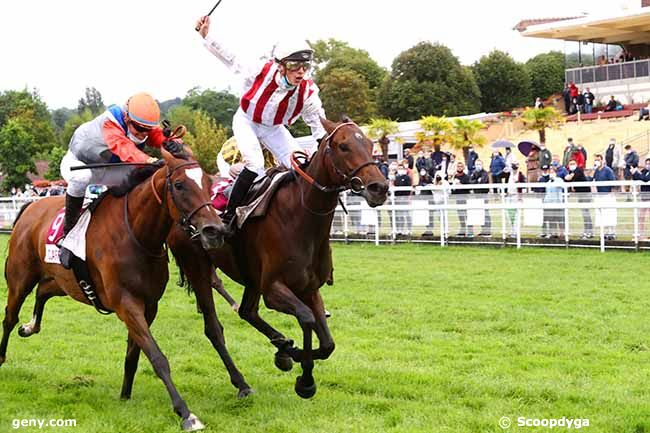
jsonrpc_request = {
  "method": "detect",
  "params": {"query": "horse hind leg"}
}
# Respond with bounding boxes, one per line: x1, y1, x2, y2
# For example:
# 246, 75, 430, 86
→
0, 265, 39, 365
18, 279, 61, 338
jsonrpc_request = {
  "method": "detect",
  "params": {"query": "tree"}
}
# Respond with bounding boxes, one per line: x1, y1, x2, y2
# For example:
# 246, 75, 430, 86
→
182, 110, 228, 174
51, 107, 76, 133
0, 89, 56, 154
319, 68, 373, 123
182, 88, 239, 132
472, 50, 531, 112
366, 118, 398, 160
312, 39, 387, 90
44, 145, 67, 180
377, 42, 481, 120
77, 87, 105, 116
521, 107, 565, 144
526, 51, 565, 100
0, 118, 36, 191
450, 118, 487, 163
167, 105, 199, 136
416, 115, 452, 148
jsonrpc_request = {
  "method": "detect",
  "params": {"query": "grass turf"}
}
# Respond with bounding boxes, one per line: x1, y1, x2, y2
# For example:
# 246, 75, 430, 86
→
0, 236, 649, 432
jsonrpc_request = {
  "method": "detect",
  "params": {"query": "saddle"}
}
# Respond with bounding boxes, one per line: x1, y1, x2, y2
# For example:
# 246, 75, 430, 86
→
235, 167, 294, 228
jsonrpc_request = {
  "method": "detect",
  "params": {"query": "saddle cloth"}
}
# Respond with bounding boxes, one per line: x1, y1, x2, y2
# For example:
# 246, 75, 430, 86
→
44, 208, 91, 264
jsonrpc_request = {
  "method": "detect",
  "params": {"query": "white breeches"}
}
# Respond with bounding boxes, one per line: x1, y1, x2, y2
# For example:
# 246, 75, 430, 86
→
60, 150, 135, 197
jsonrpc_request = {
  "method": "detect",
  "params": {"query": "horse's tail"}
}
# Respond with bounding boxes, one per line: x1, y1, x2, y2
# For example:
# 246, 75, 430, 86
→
12, 201, 33, 228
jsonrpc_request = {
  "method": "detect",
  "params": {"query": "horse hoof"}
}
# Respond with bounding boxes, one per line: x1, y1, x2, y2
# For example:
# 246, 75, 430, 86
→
181, 413, 205, 432
274, 352, 293, 372
237, 387, 255, 399
294, 376, 317, 399
18, 325, 35, 338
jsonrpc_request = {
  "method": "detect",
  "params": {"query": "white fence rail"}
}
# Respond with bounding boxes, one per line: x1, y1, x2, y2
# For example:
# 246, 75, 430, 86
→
3, 181, 650, 252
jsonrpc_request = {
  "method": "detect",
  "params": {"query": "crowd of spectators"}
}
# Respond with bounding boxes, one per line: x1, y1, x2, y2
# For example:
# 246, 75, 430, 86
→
9, 184, 65, 198
366, 136, 650, 240
562, 83, 598, 114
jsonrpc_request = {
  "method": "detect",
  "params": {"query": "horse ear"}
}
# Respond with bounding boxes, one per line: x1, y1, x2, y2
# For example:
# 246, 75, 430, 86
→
160, 147, 175, 166
320, 117, 337, 134
340, 114, 352, 123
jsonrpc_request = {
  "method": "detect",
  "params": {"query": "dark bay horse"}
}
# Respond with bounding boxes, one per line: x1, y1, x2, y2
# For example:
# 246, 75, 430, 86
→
0, 147, 230, 431
168, 118, 388, 398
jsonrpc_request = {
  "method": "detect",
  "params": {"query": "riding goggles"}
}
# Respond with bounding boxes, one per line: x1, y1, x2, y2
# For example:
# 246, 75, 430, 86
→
283, 60, 311, 72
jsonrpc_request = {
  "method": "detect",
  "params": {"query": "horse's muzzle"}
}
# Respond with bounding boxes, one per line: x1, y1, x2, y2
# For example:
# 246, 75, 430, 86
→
199, 223, 226, 250
364, 181, 389, 208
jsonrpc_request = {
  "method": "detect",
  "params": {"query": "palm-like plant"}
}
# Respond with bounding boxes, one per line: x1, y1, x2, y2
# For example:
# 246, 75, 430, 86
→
521, 107, 565, 144
450, 118, 486, 162
416, 115, 452, 149
366, 118, 399, 160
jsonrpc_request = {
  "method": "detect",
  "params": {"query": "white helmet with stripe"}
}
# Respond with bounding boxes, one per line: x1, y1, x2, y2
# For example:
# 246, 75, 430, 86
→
272, 41, 314, 63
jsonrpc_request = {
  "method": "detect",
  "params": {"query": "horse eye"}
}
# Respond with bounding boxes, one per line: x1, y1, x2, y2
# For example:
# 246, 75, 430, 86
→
339, 144, 350, 152
174, 181, 184, 190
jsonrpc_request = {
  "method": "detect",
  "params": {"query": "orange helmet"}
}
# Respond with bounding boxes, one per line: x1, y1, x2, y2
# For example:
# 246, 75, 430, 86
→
125, 92, 160, 127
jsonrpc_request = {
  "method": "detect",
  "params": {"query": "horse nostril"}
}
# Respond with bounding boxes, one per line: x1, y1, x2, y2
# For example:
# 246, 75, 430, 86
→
367, 181, 388, 195
201, 224, 222, 240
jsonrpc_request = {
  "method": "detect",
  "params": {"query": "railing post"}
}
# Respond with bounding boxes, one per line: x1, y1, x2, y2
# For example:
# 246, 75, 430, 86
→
564, 185, 570, 246
516, 203, 521, 249
443, 186, 449, 245
500, 185, 506, 245
599, 200, 605, 253
633, 182, 640, 249
390, 188, 396, 244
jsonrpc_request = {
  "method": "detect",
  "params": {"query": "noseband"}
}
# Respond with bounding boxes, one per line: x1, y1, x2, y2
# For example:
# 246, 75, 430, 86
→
290, 122, 376, 194
150, 161, 216, 239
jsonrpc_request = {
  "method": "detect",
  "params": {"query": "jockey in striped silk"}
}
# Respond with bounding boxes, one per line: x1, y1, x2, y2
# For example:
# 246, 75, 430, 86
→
196, 15, 327, 226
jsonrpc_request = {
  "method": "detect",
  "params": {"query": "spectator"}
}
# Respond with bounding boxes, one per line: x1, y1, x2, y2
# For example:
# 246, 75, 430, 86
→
490, 150, 507, 185
583, 88, 595, 114
576, 143, 588, 169
403, 149, 414, 169
438, 153, 450, 180
431, 144, 446, 169
562, 83, 571, 114
505, 162, 526, 237
638, 102, 650, 121
603, 138, 624, 180
575, 91, 585, 114
415, 150, 427, 173
633, 158, 650, 240
376, 156, 389, 179
539, 142, 552, 168
447, 153, 458, 180
563, 138, 585, 169
393, 164, 412, 235
562, 138, 577, 167
418, 168, 433, 187
504, 147, 516, 179
543, 166, 565, 239
538, 164, 552, 237
569, 82, 579, 100
624, 144, 640, 180
470, 159, 491, 237
552, 154, 569, 179
451, 161, 471, 237
534, 97, 544, 109
564, 159, 593, 239
424, 151, 436, 177
416, 168, 435, 235
526, 145, 541, 183
604, 95, 620, 112
593, 153, 617, 240
466, 146, 479, 173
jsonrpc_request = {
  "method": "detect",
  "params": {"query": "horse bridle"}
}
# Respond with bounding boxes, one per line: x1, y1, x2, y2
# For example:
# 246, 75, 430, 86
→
150, 161, 216, 239
290, 122, 377, 194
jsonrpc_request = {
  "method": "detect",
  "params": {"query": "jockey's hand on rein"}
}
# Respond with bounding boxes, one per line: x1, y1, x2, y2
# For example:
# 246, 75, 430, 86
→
163, 139, 183, 155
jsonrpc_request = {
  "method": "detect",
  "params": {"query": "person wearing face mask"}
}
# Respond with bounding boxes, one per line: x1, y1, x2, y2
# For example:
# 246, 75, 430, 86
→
592, 154, 617, 240
564, 158, 593, 239
451, 161, 471, 236
633, 158, 650, 240
470, 160, 491, 236
543, 166, 565, 239
59, 92, 169, 241
196, 16, 326, 227
466, 146, 478, 172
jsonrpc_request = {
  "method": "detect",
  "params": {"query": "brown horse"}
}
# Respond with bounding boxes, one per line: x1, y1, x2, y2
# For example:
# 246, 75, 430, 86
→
0, 147, 231, 431
168, 118, 388, 398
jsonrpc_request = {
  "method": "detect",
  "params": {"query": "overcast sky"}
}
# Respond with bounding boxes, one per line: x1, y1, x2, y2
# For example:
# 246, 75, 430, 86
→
0, 0, 629, 109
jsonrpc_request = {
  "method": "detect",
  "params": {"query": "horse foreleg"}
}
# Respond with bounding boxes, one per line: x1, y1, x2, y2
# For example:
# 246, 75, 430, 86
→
116, 296, 204, 432
210, 270, 239, 312
120, 303, 158, 400
263, 281, 318, 398
305, 290, 335, 361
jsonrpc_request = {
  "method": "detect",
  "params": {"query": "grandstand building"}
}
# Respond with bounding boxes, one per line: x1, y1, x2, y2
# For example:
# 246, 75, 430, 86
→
517, 0, 650, 104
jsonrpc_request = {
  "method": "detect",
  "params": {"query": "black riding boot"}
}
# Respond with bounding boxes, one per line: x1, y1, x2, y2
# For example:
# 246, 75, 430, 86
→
59, 193, 84, 269
221, 167, 257, 230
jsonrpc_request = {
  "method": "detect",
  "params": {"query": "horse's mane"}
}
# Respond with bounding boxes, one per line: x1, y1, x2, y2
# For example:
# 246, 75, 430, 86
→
108, 165, 160, 197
